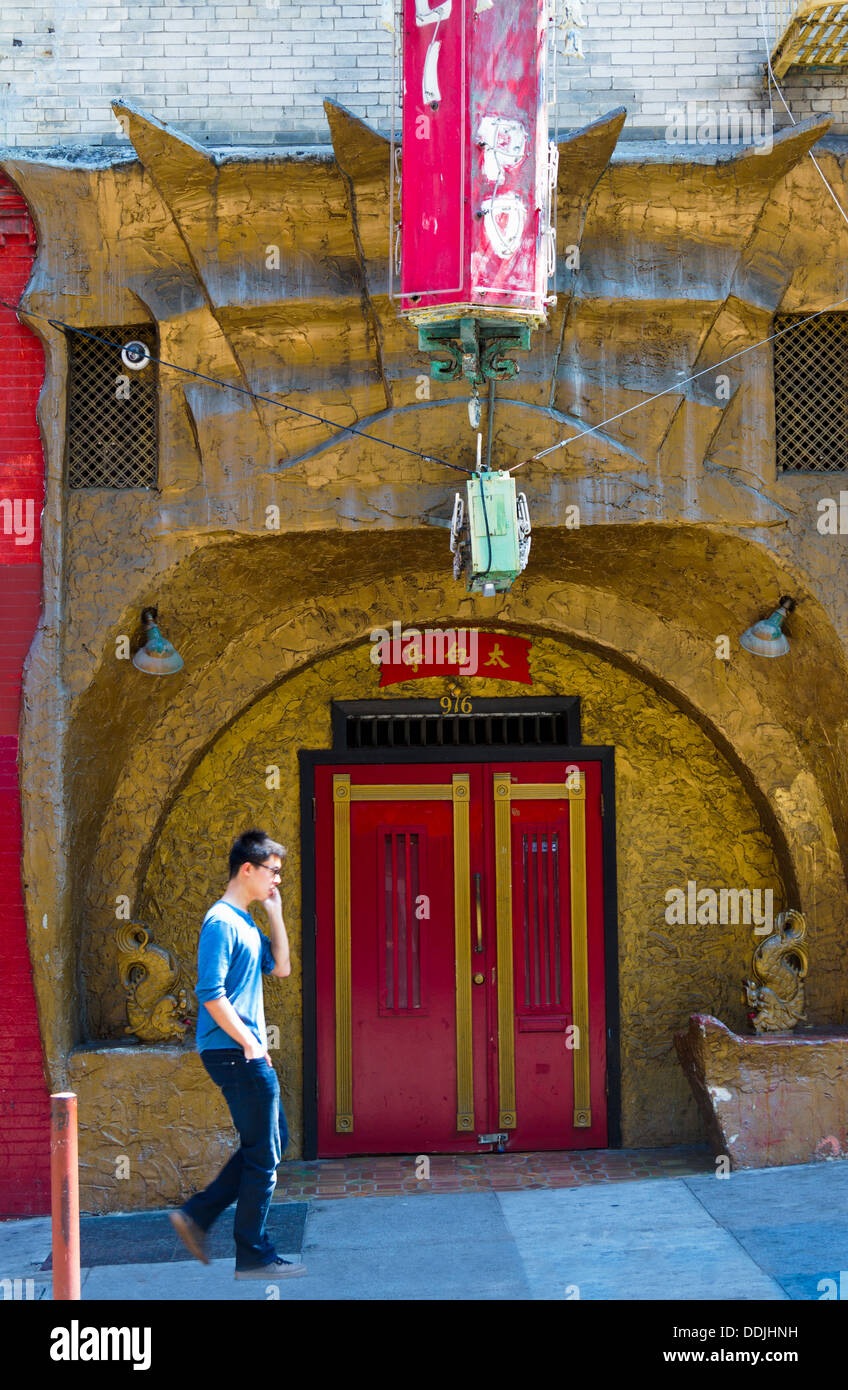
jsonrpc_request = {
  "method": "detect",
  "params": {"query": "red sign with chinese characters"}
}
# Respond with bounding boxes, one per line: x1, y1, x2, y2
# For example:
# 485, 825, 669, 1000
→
400, 0, 550, 321
378, 629, 532, 685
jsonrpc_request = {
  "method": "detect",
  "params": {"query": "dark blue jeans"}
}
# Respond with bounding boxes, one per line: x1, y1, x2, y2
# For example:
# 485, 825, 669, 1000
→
183, 1049, 288, 1270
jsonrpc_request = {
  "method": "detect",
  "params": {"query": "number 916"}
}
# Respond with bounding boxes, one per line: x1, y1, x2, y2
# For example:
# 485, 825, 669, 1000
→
440, 694, 472, 714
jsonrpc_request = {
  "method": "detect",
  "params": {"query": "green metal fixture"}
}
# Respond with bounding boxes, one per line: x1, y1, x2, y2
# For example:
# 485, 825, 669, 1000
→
418, 315, 532, 428
450, 468, 531, 595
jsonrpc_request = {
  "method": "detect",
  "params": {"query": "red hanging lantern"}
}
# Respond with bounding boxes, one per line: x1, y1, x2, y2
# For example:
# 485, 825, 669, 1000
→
394, 0, 558, 410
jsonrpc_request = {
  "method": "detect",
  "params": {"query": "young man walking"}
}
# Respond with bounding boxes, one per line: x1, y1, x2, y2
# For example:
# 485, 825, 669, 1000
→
169, 829, 306, 1279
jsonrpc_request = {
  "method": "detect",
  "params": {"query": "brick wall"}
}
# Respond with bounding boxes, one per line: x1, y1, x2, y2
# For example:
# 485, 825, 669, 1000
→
0, 171, 50, 1217
0, 1, 846, 148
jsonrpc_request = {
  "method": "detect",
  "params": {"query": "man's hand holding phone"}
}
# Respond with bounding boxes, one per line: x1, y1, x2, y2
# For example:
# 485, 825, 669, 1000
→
264, 883, 283, 914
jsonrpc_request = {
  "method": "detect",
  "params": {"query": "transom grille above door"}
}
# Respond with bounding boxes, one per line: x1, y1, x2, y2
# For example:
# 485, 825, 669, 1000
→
774, 312, 848, 473
332, 698, 581, 750
66, 324, 157, 489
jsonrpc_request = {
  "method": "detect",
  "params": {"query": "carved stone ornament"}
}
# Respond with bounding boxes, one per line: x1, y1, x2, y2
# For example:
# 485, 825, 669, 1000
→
116, 921, 188, 1043
743, 907, 808, 1034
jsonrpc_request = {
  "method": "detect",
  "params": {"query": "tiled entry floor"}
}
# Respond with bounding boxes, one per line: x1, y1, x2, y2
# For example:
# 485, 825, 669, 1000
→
273, 1145, 714, 1200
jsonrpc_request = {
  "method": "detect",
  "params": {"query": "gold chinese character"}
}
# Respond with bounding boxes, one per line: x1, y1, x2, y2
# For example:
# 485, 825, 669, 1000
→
485, 643, 509, 669
402, 642, 423, 673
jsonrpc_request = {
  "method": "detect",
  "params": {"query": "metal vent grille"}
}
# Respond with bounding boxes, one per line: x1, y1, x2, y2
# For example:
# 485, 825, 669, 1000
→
66, 325, 157, 489
774, 312, 848, 472
343, 709, 572, 749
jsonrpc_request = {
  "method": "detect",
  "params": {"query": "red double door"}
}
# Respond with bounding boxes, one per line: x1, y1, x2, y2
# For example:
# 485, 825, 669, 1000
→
314, 761, 607, 1154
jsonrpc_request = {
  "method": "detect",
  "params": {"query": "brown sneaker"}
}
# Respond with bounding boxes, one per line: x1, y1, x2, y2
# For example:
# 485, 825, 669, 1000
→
234, 1255, 306, 1280
169, 1209, 210, 1265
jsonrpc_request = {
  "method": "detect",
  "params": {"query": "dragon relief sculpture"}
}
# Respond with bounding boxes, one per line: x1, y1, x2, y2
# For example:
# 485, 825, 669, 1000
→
743, 908, 808, 1034
116, 920, 189, 1043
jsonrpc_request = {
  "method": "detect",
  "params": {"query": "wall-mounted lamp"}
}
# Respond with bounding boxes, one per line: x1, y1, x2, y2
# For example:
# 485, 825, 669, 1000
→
739, 595, 796, 658
132, 607, 184, 675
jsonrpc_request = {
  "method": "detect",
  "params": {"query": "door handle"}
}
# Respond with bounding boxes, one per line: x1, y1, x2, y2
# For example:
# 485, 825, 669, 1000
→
474, 873, 483, 953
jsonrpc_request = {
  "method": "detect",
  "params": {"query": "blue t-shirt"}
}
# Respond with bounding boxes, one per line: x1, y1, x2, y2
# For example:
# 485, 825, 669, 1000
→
195, 900, 276, 1052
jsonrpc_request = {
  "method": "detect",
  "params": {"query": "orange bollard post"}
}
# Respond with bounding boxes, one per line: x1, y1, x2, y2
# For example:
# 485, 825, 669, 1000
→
50, 1092, 80, 1301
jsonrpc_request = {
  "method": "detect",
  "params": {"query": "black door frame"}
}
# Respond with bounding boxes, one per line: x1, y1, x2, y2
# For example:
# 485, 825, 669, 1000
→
298, 701, 621, 1159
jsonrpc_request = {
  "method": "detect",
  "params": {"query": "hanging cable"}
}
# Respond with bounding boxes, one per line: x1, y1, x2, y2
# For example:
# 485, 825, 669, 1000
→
0, 302, 476, 476
486, 376, 495, 471
473, 430, 493, 577
509, 291, 848, 472
479, 472, 493, 576
482, 381, 495, 576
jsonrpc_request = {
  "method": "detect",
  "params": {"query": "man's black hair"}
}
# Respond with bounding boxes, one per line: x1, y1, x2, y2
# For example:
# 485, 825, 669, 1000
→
228, 829, 286, 880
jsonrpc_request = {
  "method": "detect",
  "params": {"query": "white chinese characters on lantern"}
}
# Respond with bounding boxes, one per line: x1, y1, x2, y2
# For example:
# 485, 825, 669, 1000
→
415, 0, 451, 106
477, 116, 528, 183
477, 117, 529, 262
482, 193, 526, 261
415, 0, 452, 19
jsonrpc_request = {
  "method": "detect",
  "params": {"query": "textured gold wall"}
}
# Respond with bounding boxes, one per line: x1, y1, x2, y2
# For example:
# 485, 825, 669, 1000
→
68, 1047, 236, 1213
127, 632, 783, 1155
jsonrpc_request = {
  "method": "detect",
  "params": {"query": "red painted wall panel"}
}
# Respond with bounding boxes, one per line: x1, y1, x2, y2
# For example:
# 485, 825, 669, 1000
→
0, 172, 50, 1216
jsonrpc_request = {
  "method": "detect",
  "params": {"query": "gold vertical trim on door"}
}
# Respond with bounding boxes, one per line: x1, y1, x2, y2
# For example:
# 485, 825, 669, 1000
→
452, 774, 474, 1131
492, 773, 516, 1129
332, 774, 353, 1133
569, 783, 592, 1128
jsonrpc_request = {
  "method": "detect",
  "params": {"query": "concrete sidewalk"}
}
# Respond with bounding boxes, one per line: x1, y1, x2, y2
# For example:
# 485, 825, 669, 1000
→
2, 1161, 846, 1301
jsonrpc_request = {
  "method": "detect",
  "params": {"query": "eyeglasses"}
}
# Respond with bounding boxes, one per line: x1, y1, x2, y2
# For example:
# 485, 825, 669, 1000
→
257, 862, 282, 877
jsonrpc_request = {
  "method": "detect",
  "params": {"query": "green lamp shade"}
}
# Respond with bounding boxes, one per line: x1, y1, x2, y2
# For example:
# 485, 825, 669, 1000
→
132, 609, 184, 675
739, 600, 794, 658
